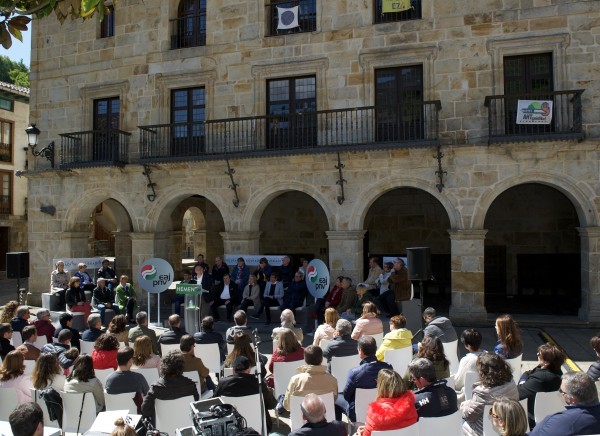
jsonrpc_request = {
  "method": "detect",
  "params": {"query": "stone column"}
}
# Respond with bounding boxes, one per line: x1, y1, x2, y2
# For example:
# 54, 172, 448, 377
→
113, 231, 132, 278
220, 231, 262, 255
577, 227, 600, 322
193, 230, 207, 258
326, 230, 367, 283
62, 231, 90, 258
448, 229, 488, 323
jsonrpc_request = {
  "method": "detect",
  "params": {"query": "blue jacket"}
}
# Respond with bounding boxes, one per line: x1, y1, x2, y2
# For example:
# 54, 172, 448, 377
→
343, 355, 393, 422
263, 281, 284, 305
528, 403, 600, 436
230, 265, 250, 290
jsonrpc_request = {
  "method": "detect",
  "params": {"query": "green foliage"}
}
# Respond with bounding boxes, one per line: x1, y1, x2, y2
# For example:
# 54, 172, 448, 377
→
8, 68, 28, 86
0, 54, 28, 86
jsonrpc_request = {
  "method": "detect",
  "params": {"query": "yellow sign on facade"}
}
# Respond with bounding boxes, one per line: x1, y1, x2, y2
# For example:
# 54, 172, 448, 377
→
382, 0, 412, 13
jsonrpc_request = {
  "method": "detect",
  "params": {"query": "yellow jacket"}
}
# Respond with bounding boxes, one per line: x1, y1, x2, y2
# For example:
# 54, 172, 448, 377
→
375, 328, 413, 361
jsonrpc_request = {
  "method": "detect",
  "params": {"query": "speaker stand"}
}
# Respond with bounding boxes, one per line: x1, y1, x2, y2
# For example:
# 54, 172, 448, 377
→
419, 280, 425, 331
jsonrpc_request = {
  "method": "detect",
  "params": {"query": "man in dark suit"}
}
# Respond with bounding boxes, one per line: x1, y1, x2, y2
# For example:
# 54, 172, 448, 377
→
172, 270, 195, 316
196, 264, 214, 293
289, 393, 348, 436
208, 273, 239, 321
158, 314, 186, 354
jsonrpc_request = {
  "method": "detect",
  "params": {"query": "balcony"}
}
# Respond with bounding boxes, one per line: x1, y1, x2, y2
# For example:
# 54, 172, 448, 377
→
267, 0, 317, 36
484, 90, 584, 144
58, 129, 131, 170
170, 14, 206, 49
138, 101, 441, 162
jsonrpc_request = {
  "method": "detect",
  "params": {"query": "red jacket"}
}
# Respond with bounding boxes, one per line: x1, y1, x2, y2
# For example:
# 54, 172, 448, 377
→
325, 285, 343, 308
91, 349, 118, 370
363, 391, 418, 436
267, 347, 304, 374
33, 319, 56, 343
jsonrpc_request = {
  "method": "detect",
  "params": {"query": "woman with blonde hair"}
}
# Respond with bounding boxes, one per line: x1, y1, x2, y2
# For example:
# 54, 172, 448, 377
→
31, 352, 66, 391
0, 300, 19, 324
489, 398, 528, 436
0, 350, 33, 403
313, 307, 339, 347
108, 315, 129, 345
111, 417, 137, 436
494, 314, 523, 359
132, 335, 160, 368
356, 369, 417, 436
351, 302, 384, 340
266, 328, 304, 388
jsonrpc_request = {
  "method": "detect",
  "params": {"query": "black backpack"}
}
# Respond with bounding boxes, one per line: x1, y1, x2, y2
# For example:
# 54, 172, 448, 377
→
35, 387, 63, 428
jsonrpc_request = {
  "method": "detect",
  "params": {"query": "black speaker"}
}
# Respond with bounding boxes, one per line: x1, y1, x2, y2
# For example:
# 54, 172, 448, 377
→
406, 247, 431, 281
6, 252, 29, 279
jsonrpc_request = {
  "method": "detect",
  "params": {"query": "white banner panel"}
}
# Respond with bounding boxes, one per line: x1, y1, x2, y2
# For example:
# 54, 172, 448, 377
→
224, 254, 284, 267
516, 100, 553, 124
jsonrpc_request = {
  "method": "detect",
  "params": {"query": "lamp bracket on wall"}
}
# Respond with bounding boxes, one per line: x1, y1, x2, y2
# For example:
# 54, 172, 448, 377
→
434, 145, 447, 193
225, 158, 240, 208
142, 164, 157, 202
335, 152, 346, 205
31, 141, 55, 168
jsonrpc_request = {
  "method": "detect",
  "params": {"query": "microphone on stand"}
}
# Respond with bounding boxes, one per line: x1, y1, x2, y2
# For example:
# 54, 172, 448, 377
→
251, 328, 262, 345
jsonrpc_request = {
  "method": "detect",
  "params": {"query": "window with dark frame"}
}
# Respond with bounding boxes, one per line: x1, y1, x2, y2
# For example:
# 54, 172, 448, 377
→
267, 75, 317, 149
0, 120, 12, 163
93, 97, 120, 161
100, 5, 115, 38
267, 0, 317, 36
374, 0, 421, 24
0, 170, 11, 214
375, 65, 424, 141
170, 87, 206, 156
172, 0, 206, 49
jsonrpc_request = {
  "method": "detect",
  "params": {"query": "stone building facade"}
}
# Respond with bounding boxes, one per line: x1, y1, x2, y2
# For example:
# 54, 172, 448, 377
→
25, 0, 600, 323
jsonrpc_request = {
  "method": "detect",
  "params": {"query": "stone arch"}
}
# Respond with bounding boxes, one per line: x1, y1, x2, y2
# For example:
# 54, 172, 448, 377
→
349, 177, 462, 230
471, 172, 597, 229
64, 189, 134, 232
241, 181, 336, 231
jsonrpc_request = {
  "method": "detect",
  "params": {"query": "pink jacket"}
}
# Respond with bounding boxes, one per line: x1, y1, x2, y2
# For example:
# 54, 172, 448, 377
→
351, 313, 383, 339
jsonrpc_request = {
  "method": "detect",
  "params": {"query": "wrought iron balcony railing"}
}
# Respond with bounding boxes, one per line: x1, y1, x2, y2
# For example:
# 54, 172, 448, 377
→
138, 101, 441, 162
484, 89, 584, 144
170, 14, 206, 49
59, 129, 131, 169
267, 0, 317, 36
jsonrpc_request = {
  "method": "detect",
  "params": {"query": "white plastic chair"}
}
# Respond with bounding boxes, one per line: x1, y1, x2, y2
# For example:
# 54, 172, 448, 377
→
445, 375, 455, 390
331, 354, 361, 392
383, 347, 413, 375
365, 333, 384, 347
194, 343, 222, 375
155, 395, 195, 435
159, 342, 180, 355
273, 360, 302, 398
10, 331, 23, 347
506, 354, 523, 383
319, 338, 332, 349
464, 370, 479, 401
0, 387, 19, 420
419, 410, 461, 434
220, 393, 267, 434
33, 335, 49, 349
132, 367, 160, 386
94, 368, 113, 385
372, 421, 420, 435
355, 388, 377, 423
80, 340, 95, 355
31, 388, 60, 428
184, 370, 201, 384
534, 391, 564, 424
222, 366, 256, 377
60, 391, 98, 434
443, 340, 459, 376
290, 392, 335, 431
23, 359, 36, 375
104, 390, 137, 414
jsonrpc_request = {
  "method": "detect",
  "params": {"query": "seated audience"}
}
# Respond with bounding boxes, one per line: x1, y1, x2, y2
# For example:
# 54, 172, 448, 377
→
141, 350, 200, 425
0, 300, 19, 324
529, 371, 600, 436
31, 352, 66, 391
267, 328, 305, 388
75, 262, 95, 290
313, 307, 339, 347
374, 262, 394, 316
41, 329, 79, 371
231, 257, 250, 291
0, 323, 15, 359
306, 276, 344, 328
336, 277, 357, 316
255, 272, 284, 325
343, 336, 392, 422
323, 319, 358, 370
290, 393, 348, 436
375, 315, 413, 361
105, 347, 150, 398
64, 354, 105, 413
82, 313, 104, 343
179, 334, 211, 393
341, 283, 372, 322
16, 326, 40, 361
65, 276, 92, 320
225, 331, 266, 377
408, 357, 457, 418
91, 333, 119, 370
490, 398, 528, 436
54, 312, 81, 350
225, 310, 251, 344
208, 272, 239, 322
115, 275, 137, 323
193, 316, 226, 362
214, 355, 278, 432
0, 350, 33, 403
494, 314, 523, 359
422, 307, 458, 343
356, 368, 418, 436
9, 402, 44, 436
108, 314, 129, 346
272, 309, 304, 343
132, 335, 161, 369
281, 271, 308, 314
97, 259, 118, 291
587, 332, 600, 381
50, 260, 70, 307
405, 335, 450, 389
32, 309, 55, 343
351, 302, 383, 340
283, 345, 338, 412
455, 328, 484, 402
10, 305, 32, 333
128, 312, 159, 355
239, 274, 261, 314
461, 352, 519, 436
92, 278, 120, 325
364, 257, 383, 296
518, 343, 565, 429
158, 314, 186, 353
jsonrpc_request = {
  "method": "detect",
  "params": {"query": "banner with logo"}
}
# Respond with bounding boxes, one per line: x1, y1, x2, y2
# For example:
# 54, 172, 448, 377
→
176, 283, 202, 295
516, 100, 553, 124
137, 258, 174, 294
224, 255, 284, 267
305, 259, 330, 298
382, 0, 412, 13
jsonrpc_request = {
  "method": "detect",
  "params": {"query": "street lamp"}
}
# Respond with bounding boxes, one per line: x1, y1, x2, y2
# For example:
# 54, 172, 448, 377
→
25, 124, 54, 168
